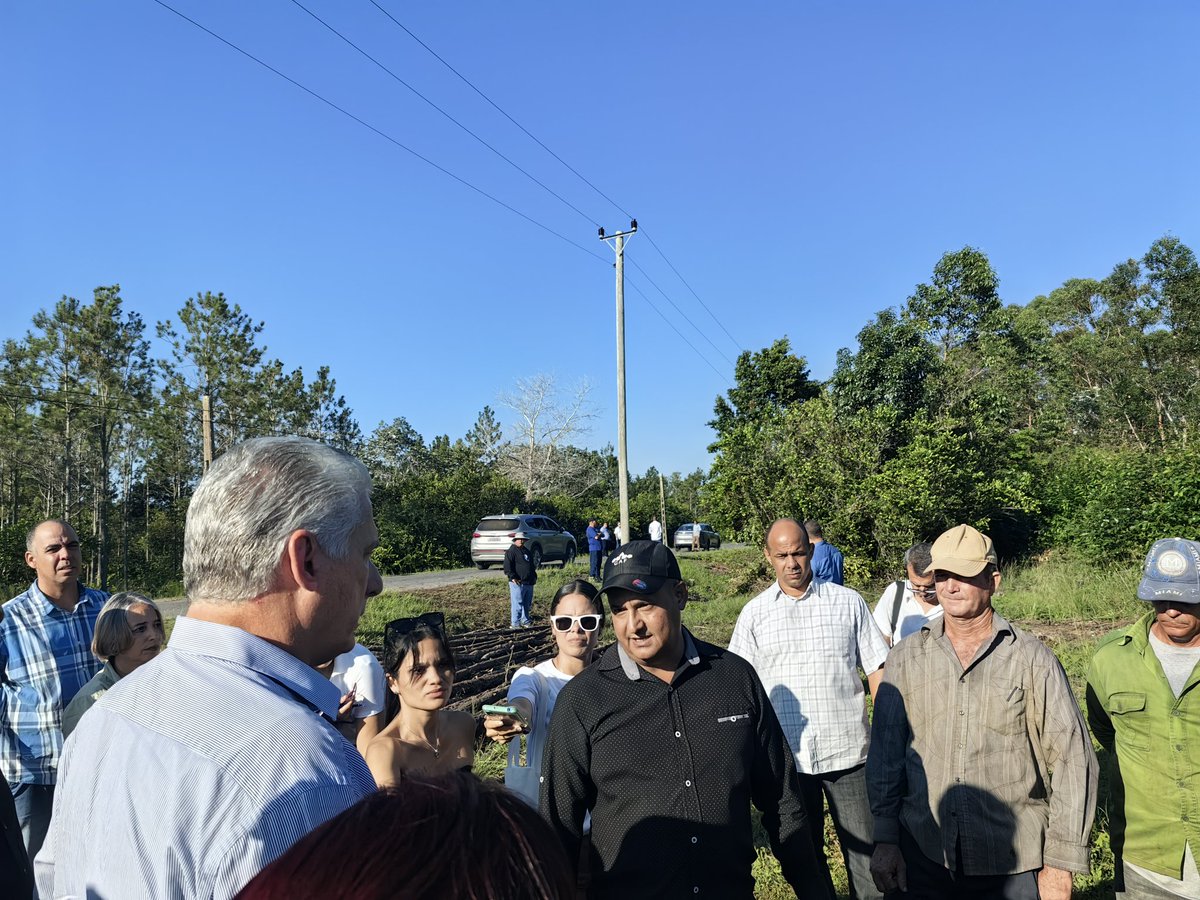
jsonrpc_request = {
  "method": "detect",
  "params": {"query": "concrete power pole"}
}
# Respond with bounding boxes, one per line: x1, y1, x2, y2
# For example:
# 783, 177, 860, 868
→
659, 472, 667, 539
600, 220, 637, 546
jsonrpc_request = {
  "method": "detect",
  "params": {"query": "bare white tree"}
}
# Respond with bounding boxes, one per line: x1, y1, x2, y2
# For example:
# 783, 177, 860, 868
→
497, 374, 600, 501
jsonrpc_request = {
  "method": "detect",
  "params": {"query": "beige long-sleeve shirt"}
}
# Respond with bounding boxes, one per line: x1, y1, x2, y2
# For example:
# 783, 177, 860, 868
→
867, 612, 1098, 875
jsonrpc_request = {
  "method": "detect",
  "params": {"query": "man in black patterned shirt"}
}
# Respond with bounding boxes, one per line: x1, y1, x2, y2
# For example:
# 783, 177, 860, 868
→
540, 541, 830, 900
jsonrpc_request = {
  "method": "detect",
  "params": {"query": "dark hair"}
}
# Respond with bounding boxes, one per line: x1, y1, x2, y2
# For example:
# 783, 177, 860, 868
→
550, 580, 603, 618
382, 617, 455, 726
802, 519, 824, 539
234, 772, 575, 900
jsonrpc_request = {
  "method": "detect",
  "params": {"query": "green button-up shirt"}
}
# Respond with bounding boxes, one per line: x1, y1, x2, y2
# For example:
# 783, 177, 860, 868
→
1086, 611, 1200, 880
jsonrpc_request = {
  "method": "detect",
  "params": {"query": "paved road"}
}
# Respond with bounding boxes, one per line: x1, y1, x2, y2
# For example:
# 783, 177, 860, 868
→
157, 548, 743, 619
157, 564, 516, 619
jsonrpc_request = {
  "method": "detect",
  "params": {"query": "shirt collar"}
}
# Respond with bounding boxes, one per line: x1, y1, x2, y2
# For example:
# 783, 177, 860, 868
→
171, 616, 342, 719
771, 579, 816, 603
926, 608, 1017, 642
28, 579, 101, 616
613, 627, 702, 681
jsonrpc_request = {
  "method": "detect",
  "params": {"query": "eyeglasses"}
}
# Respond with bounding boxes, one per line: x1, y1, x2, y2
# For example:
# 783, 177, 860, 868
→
384, 611, 446, 642
906, 581, 937, 598
550, 614, 602, 633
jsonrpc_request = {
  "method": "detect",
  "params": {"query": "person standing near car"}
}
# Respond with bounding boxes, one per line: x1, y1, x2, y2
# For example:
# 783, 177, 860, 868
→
504, 532, 537, 629
586, 519, 604, 579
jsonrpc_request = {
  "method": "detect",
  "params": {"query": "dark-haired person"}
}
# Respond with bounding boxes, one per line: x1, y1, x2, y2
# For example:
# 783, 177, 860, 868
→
2, 519, 108, 863
38, 437, 381, 900
233, 771, 575, 900
365, 612, 474, 785
804, 519, 844, 585
62, 591, 165, 738
541, 541, 830, 899
485, 579, 603, 805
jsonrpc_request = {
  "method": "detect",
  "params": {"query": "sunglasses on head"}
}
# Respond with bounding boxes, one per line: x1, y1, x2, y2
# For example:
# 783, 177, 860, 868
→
551, 614, 602, 633
384, 611, 446, 642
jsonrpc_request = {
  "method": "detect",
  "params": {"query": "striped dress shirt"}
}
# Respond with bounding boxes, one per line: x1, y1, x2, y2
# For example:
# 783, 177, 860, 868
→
36, 616, 376, 900
867, 612, 1098, 875
1, 581, 107, 786
728, 580, 889, 774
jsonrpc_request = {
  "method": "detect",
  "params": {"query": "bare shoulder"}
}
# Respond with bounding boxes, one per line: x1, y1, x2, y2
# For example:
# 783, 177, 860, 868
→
364, 732, 410, 787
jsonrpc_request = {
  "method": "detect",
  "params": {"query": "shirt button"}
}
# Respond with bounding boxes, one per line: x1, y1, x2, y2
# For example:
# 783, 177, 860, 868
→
693, 888, 700, 894
675, 731, 682, 738
958, 710, 964, 716
1173, 709, 1182, 717
685, 780, 692, 787
691, 836, 698, 844
955, 777, 961, 783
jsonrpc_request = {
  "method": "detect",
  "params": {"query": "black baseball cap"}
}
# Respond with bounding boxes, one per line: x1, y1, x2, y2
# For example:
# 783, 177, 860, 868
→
598, 540, 682, 600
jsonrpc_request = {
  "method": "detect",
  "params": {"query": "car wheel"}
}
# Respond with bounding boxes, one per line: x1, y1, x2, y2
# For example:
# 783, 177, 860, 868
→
563, 544, 576, 566
530, 545, 543, 569
475, 562, 490, 570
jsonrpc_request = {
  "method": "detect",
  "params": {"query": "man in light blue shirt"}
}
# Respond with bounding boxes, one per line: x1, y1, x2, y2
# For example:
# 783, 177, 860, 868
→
37, 436, 383, 900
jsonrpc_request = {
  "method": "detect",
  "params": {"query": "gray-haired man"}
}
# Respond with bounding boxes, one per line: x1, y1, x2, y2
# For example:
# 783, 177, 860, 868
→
38, 436, 383, 899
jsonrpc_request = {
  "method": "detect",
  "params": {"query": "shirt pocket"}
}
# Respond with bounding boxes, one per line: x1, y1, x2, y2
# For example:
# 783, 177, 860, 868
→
984, 681, 1027, 738
1107, 691, 1150, 752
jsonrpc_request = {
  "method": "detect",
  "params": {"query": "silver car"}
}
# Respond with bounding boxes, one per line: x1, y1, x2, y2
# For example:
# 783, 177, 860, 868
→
672, 522, 721, 551
470, 514, 578, 569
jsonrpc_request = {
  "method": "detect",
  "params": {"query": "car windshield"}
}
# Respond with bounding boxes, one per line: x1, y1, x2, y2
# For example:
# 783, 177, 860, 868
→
477, 518, 520, 531
678, 524, 694, 532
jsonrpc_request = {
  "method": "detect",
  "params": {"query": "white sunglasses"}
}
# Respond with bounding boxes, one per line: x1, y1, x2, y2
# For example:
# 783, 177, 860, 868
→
550, 614, 602, 633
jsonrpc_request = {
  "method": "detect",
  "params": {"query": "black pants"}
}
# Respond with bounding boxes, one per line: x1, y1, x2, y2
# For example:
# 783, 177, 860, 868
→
896, 827, 1040, 900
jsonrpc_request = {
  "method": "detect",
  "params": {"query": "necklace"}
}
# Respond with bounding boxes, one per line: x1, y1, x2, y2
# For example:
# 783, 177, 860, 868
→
403, 725, 440, 758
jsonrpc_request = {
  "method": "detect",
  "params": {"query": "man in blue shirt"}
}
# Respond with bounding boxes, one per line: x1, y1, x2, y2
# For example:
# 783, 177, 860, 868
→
38, 437, 383, 900
1, 519, 107, 863
805, 519, 845, 585
587, 518, 604, 579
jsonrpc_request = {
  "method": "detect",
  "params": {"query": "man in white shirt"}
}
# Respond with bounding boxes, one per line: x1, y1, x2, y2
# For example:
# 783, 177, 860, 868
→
648, 518, 663, 544
729, 517, 888, 900
872, 542, 942, 646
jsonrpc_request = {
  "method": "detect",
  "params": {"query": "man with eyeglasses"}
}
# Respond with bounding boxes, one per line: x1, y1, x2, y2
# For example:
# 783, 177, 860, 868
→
729, 518, 888, 900
541, 540, 831, 899
872, 542, 942, 647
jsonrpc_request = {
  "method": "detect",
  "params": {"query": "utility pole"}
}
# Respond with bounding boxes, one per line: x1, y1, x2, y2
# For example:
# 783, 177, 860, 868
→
600, 220, 637, 547
201, 393, 214, 474
659, 472, 667, 541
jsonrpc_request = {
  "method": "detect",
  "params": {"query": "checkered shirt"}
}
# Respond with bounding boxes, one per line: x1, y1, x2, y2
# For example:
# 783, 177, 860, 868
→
1, 581, 107, 785
728, 579, 888, 774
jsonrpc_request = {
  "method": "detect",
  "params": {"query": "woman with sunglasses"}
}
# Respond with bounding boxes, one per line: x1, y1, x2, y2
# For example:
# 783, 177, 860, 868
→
365, 612, 475, 786
485, 580, 603, 805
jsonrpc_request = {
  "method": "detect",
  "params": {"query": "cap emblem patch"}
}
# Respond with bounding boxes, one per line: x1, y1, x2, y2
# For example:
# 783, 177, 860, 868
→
1157, 550, 1189, 577
611, 552, 633, 566
632, 578, 648, 590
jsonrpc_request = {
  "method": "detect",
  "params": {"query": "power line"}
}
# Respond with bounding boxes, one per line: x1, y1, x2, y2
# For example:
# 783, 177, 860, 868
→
286, 0, 601, 228
364, 1, 746, 355
623, 277, 731, 386
639, 228, 744, 354
145, 0, 733, 382
626, 255, 736, 368
148, 0, 610, 266
366, 0, 634, 222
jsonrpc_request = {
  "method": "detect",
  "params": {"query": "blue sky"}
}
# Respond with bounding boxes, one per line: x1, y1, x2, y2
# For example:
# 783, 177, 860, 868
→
4, 2, 1198, 476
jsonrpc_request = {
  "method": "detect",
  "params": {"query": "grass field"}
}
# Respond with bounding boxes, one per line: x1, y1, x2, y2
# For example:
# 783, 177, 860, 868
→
345, 547, 1136, 899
